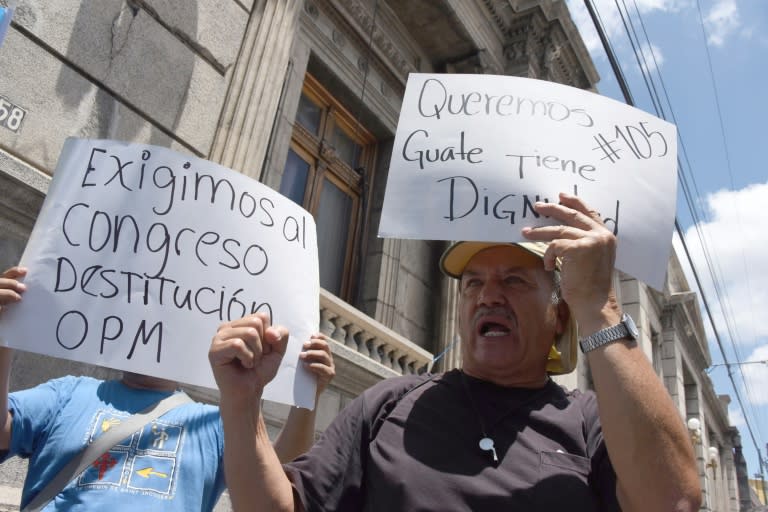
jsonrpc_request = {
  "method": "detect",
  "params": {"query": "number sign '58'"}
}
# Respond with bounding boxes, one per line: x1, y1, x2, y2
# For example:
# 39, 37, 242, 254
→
0, 95, 26, 133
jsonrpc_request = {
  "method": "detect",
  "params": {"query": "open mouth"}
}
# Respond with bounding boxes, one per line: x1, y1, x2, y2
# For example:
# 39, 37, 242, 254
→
477, 320, 512, 337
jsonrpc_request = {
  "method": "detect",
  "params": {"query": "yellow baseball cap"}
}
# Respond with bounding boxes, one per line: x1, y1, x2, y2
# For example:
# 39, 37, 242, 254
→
440, 241, 578, 375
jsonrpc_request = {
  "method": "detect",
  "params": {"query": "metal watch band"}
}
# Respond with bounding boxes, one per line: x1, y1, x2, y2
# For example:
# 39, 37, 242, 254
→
579, 323, 630, 352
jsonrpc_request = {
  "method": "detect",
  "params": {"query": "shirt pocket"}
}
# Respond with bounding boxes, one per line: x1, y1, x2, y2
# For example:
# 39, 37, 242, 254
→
534, 450, 598, 510
539, 450, 591, 476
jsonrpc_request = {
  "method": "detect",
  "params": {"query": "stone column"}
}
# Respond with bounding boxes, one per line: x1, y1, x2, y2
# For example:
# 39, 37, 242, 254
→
209, 0, 302, 179
434, 273, 460, 373
731, 431, 752, 512
431, 240, 463, 374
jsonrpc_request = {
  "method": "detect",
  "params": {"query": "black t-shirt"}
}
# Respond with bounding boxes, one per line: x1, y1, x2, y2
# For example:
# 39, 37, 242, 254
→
285, 370, 621, 511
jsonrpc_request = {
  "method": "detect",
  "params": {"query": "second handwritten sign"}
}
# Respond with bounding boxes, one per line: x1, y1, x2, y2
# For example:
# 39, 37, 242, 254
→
379, 73, 678, 290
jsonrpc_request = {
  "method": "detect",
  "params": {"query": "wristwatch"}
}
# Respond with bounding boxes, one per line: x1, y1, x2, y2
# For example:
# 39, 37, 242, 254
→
579, 313, 639, 353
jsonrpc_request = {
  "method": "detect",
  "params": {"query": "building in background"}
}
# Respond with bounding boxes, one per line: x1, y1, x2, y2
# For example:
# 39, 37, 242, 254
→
0, 0, 744, 509
749, 477, 768, 509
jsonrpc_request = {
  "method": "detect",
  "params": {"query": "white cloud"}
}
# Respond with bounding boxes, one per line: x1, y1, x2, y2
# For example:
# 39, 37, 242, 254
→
632, 0, 691, 13
564, 0, 605, 55
566, 0, 743, 51
675, 184, 768, 441
565, 0, 686, 61
678, 181, 768, 346
704, 0, 740, 47
728, 404, 745, 427
639, 42, 664, 74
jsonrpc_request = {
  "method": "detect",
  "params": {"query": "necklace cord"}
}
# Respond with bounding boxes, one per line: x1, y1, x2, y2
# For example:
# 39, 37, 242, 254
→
459, 370, 553, 439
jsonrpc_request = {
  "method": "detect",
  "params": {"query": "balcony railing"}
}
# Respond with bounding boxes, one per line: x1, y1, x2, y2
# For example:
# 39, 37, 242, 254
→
320, 289, 433, 376
187, 289, 435, 404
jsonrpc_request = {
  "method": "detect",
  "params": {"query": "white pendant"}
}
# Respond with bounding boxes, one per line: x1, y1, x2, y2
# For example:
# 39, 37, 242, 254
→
479, 436, 498, 463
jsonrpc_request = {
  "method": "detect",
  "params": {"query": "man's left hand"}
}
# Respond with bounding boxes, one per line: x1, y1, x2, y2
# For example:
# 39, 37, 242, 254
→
300, 334, 335, 396
522, 192, 619, 326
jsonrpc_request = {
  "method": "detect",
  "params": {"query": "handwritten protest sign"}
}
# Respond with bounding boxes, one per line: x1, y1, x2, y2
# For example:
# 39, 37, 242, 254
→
0, 138, 320, 408
379, 74, 678, 290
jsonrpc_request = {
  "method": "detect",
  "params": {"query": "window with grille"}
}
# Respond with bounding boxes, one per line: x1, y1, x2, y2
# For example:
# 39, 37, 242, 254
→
280, 73, 376, 300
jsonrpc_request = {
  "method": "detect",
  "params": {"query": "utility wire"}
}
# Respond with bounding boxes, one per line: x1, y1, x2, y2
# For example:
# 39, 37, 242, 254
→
693, 0, 762, 428
614, 0, 664, 117
636, 0, 764, 465
625, 0, 766, 458
638, 0, 765, 478
582, 0, 765, 476
618, 0, 766, 458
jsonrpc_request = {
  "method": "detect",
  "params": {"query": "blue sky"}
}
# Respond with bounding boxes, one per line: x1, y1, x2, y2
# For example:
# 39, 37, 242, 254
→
566, 0, 768, 481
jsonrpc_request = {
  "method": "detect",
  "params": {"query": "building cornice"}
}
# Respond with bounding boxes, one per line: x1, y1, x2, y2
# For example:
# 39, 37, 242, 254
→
503, 3, 598, 88
322, 0, 421, 83
664, 302, 710, 372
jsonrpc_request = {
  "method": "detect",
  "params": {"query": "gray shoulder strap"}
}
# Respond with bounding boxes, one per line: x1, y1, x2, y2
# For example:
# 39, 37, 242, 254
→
22, 391, 193, 512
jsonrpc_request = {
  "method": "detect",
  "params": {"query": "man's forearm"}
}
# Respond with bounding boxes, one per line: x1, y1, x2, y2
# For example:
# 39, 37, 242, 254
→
586, 335, 701, 512
220, 396, 296, 512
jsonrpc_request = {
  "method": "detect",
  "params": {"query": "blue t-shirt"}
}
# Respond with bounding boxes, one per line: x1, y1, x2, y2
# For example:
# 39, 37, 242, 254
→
3, 376, 225, 511
0, 6, 14, 48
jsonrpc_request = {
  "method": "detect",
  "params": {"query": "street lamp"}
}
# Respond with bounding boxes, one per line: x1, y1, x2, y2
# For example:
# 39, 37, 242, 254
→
687, 417, 702, 445
705, 359, 768, 374
706, 446, 719, 480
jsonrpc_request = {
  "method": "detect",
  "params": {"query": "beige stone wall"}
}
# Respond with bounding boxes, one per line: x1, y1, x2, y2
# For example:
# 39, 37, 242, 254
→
0, 1, 248, 171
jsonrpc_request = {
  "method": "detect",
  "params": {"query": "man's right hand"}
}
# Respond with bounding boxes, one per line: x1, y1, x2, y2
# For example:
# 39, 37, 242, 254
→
0, 266, 27, 314
209, 314, 297, 512
208, 313, 289, 405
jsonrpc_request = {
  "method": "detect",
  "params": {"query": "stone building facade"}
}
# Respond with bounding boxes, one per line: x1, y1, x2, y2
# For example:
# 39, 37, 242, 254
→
0, 0, 742, 510
621, 251, 743, 511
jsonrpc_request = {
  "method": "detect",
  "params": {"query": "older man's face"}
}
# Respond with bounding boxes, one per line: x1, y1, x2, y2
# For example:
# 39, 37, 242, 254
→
458, 246, 564, 386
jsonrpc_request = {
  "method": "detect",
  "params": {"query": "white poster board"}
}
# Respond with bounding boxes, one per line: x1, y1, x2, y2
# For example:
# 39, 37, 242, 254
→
0, 138, 320, 408
379, 74, 678, 290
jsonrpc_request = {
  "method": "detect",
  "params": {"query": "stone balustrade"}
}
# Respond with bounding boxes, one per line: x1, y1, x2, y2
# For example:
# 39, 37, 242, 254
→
320, 289, 433, 376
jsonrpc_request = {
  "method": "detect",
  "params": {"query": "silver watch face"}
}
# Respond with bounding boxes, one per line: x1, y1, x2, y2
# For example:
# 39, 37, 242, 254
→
622, 313, 639, 339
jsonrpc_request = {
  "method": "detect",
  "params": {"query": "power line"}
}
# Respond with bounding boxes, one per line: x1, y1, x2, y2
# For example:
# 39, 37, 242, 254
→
617, 0, 767, 464
691, 0, 765, 447
582, 0, 766, 479
693, 0, 762, 429
614, 0, 664, 117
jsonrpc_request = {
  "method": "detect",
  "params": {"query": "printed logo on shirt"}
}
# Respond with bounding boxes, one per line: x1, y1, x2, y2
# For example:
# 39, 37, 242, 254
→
128, 454, 176, 494
76, 410, 184, 498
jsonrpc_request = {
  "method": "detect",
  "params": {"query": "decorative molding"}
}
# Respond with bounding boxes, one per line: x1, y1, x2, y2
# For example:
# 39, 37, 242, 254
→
447, 0, 507, 74
298, 3, 402, 132
500, 1, 597, 88
480, 0, 510, 35
357, 55, 369, 72
330, 0, 416, 80
304, 0, 320, 19
445, 49, 499, 75
332, 28, 346, 46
